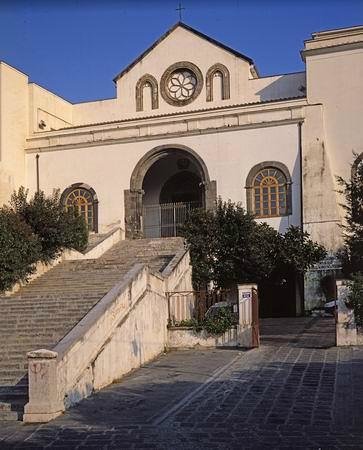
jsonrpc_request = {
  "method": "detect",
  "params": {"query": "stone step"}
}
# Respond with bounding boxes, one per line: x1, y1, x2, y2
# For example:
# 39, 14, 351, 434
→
0, 238, 184, 419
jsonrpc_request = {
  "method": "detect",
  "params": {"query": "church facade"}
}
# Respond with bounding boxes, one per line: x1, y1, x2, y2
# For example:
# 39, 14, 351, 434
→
0, 23, 362, 311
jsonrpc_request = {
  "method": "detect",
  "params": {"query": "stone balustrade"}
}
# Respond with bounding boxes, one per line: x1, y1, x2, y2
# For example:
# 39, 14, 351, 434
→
23, 248, 191, 423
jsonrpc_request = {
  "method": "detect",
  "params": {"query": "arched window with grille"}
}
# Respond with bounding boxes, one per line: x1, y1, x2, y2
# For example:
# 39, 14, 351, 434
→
246, 162, 292, 218
61, 183, 98, 232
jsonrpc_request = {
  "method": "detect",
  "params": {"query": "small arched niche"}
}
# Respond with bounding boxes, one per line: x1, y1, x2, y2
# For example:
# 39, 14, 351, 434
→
135, 74, 159, 112
206, 63, 230, 102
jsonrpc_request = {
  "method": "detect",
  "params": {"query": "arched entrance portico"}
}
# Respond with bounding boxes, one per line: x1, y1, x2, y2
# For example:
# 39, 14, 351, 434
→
124, 145, 216, 238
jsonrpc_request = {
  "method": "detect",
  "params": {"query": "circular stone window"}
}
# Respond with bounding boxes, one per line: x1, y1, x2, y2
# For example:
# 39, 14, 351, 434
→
161, 61, 203, 106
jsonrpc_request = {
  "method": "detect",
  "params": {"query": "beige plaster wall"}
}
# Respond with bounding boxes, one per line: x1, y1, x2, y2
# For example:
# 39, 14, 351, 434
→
115, 26, 252, 118
0, 62, 28, 205
306, 47, 363, 182
302, 104, 343, 250
72, 70, 305, 128
73, 98, 119, 126
29, 83, 73, 133
249, 72, 305, 102
25, 123, 301, 235
302, 27, 363, 250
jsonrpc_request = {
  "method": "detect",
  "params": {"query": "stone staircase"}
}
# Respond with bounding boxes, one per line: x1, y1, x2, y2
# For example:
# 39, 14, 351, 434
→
0, 237, 184, 420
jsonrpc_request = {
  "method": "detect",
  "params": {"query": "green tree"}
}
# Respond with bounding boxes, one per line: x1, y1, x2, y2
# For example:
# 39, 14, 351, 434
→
336, 154, 363, 324
274, 225, 327, 277
10, 187, 88, 262
0, 208, 41, 292
337, 154, 363, 275
347, 273, 363, 326
182, 199, 326, 289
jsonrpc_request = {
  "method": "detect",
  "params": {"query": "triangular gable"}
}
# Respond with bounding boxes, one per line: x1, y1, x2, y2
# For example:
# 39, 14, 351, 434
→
113, 22, 256, 83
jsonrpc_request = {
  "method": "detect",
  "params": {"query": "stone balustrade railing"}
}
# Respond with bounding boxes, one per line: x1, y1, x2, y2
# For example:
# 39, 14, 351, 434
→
23, 248, 191, 423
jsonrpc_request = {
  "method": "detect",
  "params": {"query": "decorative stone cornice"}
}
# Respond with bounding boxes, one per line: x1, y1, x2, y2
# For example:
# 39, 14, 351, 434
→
301, 41, 363, 61
26, 98, 308, 154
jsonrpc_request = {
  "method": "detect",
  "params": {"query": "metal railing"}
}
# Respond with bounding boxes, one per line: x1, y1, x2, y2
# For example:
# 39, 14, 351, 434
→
167, 289, 234, 325
142, 201, 201, 238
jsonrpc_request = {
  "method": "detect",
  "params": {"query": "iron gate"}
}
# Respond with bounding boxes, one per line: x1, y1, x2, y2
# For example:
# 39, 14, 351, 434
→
167, 289, 233, 325
142, 201, 201, 238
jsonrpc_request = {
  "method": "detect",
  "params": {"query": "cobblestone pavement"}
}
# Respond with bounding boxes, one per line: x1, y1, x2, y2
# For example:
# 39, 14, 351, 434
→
1, 317, 363, 449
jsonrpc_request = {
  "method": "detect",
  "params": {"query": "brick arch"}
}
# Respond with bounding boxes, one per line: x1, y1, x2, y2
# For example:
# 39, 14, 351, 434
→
125, 144, 216, 238
206, 63, 230, 102
135, 74, 159, 112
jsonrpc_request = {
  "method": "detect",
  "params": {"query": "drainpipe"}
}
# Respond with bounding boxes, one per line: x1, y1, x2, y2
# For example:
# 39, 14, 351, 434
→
298, 121, 305, 315
298, 122, 304, 232
36, 154, 40, 193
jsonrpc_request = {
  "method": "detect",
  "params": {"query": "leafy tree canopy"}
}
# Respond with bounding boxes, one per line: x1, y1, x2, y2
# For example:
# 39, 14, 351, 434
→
0, 187, 89, 293
0, 207, 41, 292
10, 187, 88, 263
337, 153, 363, 275
182, 199, 326, 288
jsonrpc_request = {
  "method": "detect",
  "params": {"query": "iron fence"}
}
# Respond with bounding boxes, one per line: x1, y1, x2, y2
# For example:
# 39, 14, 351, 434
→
167, 289, 234, 325
142, 201, 201, 238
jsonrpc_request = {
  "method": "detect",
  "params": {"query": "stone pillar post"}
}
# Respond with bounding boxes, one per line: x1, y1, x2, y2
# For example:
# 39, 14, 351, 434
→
335, 279, 357, 346
124, 189, 144, 239
23, 349, 64, 423
237, 284, 258, 348
336, 279, 349, 302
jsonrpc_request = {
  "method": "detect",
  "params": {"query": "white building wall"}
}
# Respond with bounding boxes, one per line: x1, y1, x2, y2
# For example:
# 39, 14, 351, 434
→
115, 26, 252, 118
302, 26, 363, 250
0, 62, 28, 205
306, 47, 363, 181
249, 72, 306, 102
29, 83, 73, 133
25, 123, 300, 234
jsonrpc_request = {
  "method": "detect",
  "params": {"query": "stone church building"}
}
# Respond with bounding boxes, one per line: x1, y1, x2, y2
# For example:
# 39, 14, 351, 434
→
0, 22, 362, 312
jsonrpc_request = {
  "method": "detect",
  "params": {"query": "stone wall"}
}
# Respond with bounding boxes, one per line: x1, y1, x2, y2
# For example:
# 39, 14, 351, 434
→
23, 248, 192, 423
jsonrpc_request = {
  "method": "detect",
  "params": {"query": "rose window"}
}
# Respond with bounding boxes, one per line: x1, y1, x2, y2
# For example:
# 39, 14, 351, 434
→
167, 70, 197, 100
161, 62, 203, 106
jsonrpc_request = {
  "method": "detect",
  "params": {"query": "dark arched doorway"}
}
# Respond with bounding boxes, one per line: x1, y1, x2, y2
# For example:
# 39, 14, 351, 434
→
157, 171, 203, 237
124, 145, 216, 238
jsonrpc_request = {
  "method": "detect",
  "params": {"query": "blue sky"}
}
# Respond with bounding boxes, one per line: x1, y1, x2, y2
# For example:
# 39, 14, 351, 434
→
0, 0, 362, 103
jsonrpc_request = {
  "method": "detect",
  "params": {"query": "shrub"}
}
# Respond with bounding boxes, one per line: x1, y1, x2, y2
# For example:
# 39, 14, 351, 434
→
0, 208, 41, 292
10, 187, 88, 262
171, 308, 235, 336
203, 307, 235, 335
337, 153, 363, 275
182, 199, 326, 289
274, 225, 327, 276
346, 273, 363, 327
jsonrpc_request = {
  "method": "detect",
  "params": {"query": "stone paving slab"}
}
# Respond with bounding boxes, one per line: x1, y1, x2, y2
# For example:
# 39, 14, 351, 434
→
1, 317, 363, 449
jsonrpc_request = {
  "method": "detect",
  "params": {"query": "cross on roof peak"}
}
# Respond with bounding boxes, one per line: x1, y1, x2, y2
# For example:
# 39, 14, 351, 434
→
176, 2, 185, 21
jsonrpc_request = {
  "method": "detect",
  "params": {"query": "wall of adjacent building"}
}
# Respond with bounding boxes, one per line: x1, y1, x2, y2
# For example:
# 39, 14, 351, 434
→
302, 26, 363, 251
28, 83, 73, 133
0, 62, 76, 206
249, 72, 306, 102
0, 62, 28, 206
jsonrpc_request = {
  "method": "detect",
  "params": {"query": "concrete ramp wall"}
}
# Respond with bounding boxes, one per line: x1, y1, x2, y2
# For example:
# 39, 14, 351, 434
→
23, 249, 191, 423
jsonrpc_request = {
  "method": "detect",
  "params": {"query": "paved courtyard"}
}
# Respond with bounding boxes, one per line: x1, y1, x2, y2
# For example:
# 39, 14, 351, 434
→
1, 316, 363, 449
